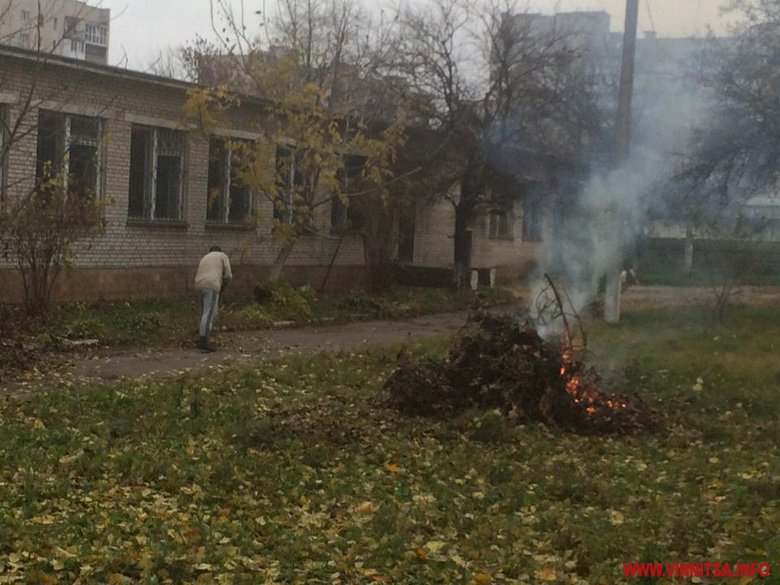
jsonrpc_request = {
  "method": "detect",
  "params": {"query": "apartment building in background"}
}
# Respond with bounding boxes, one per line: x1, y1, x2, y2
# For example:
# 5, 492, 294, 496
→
0, 0, 109, 63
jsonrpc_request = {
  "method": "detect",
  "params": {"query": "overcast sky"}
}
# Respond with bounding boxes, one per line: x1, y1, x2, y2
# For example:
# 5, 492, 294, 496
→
100, 0, 734, 71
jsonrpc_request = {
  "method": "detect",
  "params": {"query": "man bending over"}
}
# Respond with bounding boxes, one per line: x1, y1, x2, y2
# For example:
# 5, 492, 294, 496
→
194, 245, 232, 352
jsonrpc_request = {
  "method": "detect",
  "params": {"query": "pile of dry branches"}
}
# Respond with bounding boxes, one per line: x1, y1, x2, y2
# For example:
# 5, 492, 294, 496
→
385, 278, 658, 435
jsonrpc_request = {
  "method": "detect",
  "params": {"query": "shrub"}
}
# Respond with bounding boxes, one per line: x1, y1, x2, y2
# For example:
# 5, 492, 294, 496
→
61, 317, 106, 340
253, 281, 313, 321
337, 291, 384, 315
222, 304, 274, 329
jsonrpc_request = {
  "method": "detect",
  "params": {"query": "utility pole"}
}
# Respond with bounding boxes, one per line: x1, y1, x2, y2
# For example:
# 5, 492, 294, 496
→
603, 0, 639, 324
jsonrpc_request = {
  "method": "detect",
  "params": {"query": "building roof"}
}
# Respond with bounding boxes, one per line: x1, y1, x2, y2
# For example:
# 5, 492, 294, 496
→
0, 43, 271, 106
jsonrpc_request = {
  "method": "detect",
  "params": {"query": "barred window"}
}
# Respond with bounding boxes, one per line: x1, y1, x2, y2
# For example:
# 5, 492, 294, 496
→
489, 209, 512, 239
274, 145, 301, 224
330, 154, 367, 232
207, 137, 253, 224
522, 194, 543, 242
36, 110, 102, 201
128, 125, 185, 221
0, 106, 7, 204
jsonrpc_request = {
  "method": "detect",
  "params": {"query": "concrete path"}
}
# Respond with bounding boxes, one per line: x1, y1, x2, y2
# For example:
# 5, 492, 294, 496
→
3, 285, 778, 391
18, 310, 482, 387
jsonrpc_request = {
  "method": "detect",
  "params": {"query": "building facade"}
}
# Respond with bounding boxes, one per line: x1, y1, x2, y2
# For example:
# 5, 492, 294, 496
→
0, 46, 366, 303
0, 0, 109, 63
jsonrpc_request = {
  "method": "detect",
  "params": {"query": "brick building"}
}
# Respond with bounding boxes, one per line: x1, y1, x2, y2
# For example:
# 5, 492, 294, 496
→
0, 46, 366, 302
407, 193, 543, 280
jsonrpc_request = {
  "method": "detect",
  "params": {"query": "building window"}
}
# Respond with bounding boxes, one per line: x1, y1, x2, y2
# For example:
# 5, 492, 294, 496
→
64, 17, 78, 35
522, 194, 543, 242
0, 106, 7, 203
207, 137, 253, 224
488, 209, 512, 239
53, 17, 58, 30
21, 10, 30, 22
274, 145, 302, 224
85, 23, 107, 46
331, 154, 366, 232
36, 110, 102, 201
70, 39, 84, 53
17, 33, 30, 48
128, 125, 185, 221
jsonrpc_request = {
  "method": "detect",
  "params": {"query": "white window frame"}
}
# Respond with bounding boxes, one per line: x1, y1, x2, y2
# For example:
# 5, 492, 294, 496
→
275, 145, 297, 225
330, 154, 366, 233
0, 105, 7, 205
128, 125, 185, 222
488, 209, 512, 239
207, 137, 253, 225
36, 110, 103, 200
84, 23, 107, 46
521, 194, 543, 242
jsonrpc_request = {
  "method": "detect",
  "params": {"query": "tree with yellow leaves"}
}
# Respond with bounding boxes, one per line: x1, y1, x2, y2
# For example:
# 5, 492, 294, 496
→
184, 0, 408, 284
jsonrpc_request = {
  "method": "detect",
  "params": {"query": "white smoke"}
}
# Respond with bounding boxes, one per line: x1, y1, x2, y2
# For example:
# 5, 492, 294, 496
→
528, 39, 707, 329
530, 148, 663, 318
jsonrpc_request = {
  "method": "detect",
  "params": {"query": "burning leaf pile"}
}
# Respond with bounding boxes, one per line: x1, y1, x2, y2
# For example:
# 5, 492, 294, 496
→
385, 313, 658, 435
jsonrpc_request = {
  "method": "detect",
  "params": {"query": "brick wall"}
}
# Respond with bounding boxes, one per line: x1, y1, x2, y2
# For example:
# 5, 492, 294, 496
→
0, 264, 366, 302
412, 198, 455, 267
412, 197, 540, 280
0, 51, 366, 302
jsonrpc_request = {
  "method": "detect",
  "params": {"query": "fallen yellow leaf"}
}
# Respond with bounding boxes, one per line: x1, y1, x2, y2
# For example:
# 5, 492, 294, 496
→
609, 510, 625, 526
535, 567, 557, 582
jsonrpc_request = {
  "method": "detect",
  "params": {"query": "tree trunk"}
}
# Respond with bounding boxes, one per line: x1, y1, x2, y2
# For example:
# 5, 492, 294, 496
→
453, 203, 473, 289
268, 239, 296, 283
363, 209, 398, 292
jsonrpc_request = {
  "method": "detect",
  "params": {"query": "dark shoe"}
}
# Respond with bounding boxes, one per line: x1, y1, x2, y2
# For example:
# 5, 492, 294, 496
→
196, 337, 217, 352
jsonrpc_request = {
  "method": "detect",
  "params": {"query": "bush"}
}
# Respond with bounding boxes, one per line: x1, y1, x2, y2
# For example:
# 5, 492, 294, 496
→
222, 304, 274, 329
337, 291, 384, 315
123, 313, 163, 334
253, 281, 313, 321
60, 317, 106, 340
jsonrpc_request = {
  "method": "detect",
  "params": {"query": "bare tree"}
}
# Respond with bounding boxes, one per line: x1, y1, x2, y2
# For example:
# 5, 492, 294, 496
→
390, 0, 610, 286
670, 0, 780, 318
677, 1, 780, 203
145, 47, 193, 81
1, 0, 112, 317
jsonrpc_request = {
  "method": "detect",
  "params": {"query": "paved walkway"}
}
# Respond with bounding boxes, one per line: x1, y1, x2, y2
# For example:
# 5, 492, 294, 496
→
4, 285, 778, 391
6, 310, 483, 390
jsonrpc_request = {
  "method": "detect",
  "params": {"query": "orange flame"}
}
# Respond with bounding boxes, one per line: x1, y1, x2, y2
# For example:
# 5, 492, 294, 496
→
559, 336, 627, 415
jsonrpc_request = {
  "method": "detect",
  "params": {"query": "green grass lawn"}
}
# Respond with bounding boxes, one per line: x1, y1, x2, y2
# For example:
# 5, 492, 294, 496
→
0, 305, 777, 584
22, 286, 512, 349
